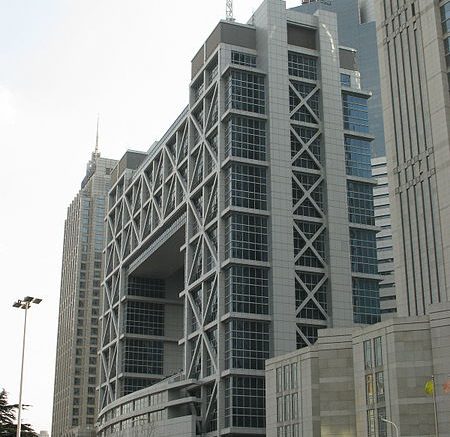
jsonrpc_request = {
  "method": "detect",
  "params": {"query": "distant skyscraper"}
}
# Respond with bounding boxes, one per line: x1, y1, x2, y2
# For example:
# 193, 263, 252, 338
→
375, 0, 450, 316
52, 143, 117, 437
372, 156, 396, 317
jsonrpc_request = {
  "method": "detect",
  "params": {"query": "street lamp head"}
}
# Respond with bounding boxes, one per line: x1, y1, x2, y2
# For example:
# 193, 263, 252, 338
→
23, 296, 34, 303
32, 298, 42, 304
13, 302, 21, 308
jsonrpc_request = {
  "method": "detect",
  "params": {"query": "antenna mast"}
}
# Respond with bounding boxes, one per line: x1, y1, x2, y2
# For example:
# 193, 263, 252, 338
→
94, 114, 100, 158
226, 0, 235, 21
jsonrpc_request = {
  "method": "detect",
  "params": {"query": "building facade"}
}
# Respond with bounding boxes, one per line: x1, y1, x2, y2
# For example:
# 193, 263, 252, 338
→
371, 157, 396, 317
52, 151, 117, 437
265, 301, 450, 437
375, 0, 450, 316
97, 0, 380, 435
295, 0, 386, 158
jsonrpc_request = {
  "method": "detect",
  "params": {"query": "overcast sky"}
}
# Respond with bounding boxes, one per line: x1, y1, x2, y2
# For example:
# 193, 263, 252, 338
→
0, 0, 300, 433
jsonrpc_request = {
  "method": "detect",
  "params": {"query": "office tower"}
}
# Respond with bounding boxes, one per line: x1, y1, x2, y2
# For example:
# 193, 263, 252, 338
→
294, 0, 386, 158
97, 0, 379, 435
372, 157, 396, 317
375, 0, 450, 316
52, 147, 117, 437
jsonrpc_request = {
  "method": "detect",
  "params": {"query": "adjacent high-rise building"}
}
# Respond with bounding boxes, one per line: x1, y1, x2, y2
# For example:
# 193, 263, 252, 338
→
295, 0, 386, 158
96, 1, 380, 435
295, 0, 397, 317
372, 156, 396, 317
375, 0, 450, 316
52, 146, 117, 437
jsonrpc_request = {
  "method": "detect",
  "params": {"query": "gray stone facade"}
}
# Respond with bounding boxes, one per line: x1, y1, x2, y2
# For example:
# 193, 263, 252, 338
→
375, 0, 450, 316
266, 302, 450, 437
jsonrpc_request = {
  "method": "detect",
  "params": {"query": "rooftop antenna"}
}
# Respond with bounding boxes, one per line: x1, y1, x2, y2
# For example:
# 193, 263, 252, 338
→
94, 114, 100, 158
226, 0, 235, 21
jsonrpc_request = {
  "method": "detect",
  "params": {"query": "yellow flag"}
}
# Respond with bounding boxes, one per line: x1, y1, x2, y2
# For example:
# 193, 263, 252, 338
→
425, 380, 434, 395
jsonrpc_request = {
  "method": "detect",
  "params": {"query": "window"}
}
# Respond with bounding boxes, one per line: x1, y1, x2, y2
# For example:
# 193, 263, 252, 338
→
276, 367, 282, 393
291, 362, 298, 389
226, 71, 265, 114
347, 181, 375, 225
127, 277, 165, 298
277, 397, 283, 422
353, 278, 381, 324
378, 407, 387, 437
125, 301, 164, 336
288, 52, 317, 80
124, 339, 163, 375
296, 325, 320, 349
350, 228, 378, 274
442, 2, 450, 35
291, 126, 321, 169
364, 340, 373, 370
284, 366, 291, 391
225, 266, 269, 314
225, 320, 269, 370
376, 371, 385, 403
295, 272, 328, 320
345, 136, 372, 177
366, 374, 374, 405
367, 409, 376, 437
225, 116, 266, 161
292, 172, 323, 218
225, 377, 265, 428
291, 393, 298, 419
123, 377, 157, 396
231, 51, 257, 67
294, 221, 326, 268
284, 395, 291, 421
340, 73, 351, 86
225, 213, 268, 261
342, 93, 369, 133
374, 337, 383, 366
225, 163, 267, 210
289, 81, 320, 123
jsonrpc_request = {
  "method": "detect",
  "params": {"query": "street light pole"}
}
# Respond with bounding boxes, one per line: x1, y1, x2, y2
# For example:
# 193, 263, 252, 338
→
381, 417, 400, 437
12, 296, 42, 437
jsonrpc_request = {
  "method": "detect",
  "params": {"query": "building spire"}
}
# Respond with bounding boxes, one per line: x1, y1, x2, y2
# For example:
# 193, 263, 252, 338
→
94, 114, 100, 158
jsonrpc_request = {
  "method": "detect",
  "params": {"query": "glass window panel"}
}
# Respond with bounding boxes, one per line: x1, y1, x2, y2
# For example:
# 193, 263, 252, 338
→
353, 278, 381, 324
366, 374, 375, 405
225, 266, 269, 315
364, 340, 373, 370
225, 116, 266, 161
225, 163, 267, 210
376, 371, 385, 403
225, 320, 270, 370
345, 136, 372, 177
347, 181, 375, 225
343, 93, 369, 133
350, 228, 378, 274
374, 337, 383, 366
288, 52, 318, 80
225, 213, 268, 261
231, 51, 257, 67
226, 71, 265, 114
